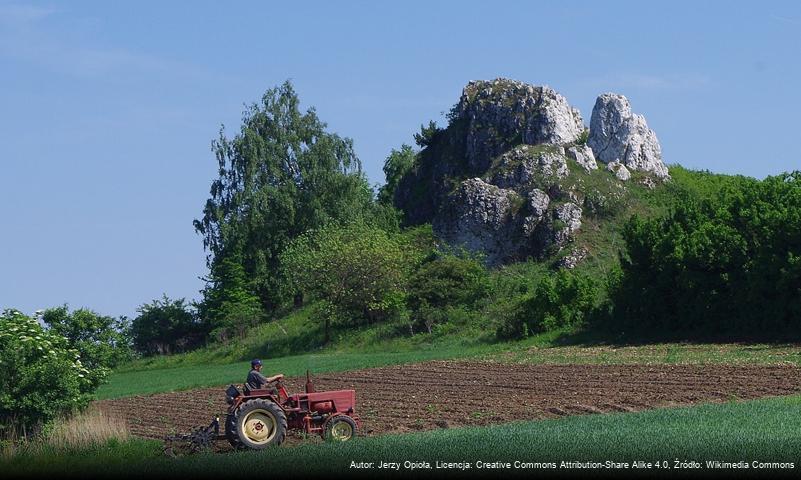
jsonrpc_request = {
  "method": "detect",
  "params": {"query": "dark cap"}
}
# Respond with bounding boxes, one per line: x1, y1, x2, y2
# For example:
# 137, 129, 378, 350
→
251, 359, 262, 367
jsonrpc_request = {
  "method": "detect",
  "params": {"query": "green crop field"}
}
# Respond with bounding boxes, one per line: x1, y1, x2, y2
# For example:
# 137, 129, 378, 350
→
5, 394, 800, 478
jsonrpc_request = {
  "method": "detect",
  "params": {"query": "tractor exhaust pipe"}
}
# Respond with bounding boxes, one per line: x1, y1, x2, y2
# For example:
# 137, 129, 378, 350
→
305, 369, 315, 393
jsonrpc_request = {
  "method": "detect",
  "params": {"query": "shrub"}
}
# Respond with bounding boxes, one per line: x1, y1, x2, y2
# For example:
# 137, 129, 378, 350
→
0, 309, 93, 438
498, 270, 599, 339
407, 253, 490, 333
199, 253, 264, 343
576, 128, 589, 146
41, 307, 132, 390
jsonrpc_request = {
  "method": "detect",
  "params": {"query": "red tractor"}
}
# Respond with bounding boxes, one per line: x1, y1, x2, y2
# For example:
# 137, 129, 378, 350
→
223, 371, 360, 449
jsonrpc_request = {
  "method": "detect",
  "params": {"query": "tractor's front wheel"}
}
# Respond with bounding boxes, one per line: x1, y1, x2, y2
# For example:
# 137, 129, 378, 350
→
324, 415, 357, 442
234, 399, 287, 449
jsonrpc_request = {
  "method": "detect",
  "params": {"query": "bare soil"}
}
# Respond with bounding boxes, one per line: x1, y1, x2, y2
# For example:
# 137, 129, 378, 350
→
96, 361, 801, 445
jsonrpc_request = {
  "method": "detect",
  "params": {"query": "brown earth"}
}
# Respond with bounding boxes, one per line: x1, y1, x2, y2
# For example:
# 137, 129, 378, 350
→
95, 361, 801, 445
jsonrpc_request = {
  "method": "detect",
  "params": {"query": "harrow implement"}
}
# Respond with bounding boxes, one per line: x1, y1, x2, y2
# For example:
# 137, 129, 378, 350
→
163, 417, 222, 457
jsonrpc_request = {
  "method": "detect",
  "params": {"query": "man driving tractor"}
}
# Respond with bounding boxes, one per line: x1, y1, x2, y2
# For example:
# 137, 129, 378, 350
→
246, 359, 284, 395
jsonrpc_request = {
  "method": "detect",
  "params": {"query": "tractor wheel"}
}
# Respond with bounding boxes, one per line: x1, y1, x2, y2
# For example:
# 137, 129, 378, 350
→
224, 414, 242, 449
234, 399, 287, 449
324, 415, 357, 442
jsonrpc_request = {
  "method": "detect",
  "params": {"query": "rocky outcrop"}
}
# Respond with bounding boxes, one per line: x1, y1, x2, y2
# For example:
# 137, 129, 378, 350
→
588, 93, 669, 178
395, 78, 669, 267
433, 178, 522, 265
556, 247, 589, 269
566, 144, 597, 172
606, 161, 631, 181
489, 145, 569, 189
522, 189, 550, 236
552, 202, 582, 245
457, 79, 584, 173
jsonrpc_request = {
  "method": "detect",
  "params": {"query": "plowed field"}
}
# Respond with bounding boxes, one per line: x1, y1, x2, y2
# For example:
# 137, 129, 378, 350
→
96, 361, 801, 443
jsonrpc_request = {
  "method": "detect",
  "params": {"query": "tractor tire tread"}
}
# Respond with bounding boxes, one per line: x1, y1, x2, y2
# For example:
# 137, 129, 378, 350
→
234, 399, 287, 449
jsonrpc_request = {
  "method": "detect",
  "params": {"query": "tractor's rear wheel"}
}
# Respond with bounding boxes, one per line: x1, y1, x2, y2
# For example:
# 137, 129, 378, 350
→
234, 399, 287, 449
324, 415, 357, 442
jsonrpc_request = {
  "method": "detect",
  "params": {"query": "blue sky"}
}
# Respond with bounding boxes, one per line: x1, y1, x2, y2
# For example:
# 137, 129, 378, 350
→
1, 1, 800, 319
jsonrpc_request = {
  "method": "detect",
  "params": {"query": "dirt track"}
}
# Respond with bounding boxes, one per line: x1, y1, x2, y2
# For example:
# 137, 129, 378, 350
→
96, 361, 801, 442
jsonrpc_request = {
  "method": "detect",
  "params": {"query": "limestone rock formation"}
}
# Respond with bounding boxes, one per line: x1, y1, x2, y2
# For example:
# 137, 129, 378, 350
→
566, 144, 597, 172
556, 247, 589, 269
433, 178, 521, 265
489, 145, 569, 189
456, 79, 584, 173
588, 93, 669, 178
395, 78, 669, 267
606, 161, 631, 181
552, 202, 582, 245
521, 188, 550, 237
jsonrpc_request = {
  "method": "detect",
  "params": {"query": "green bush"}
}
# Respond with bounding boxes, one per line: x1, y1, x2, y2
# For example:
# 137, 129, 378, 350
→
407, 253, 490, 333
498, 270, 600, 339
576, 128, 589, 145
378, 145, 416, 206
0, 310, 93, 438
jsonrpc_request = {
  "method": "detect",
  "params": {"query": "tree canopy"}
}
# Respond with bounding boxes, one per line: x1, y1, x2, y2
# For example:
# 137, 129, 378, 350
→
280, 222, 414, 342
130, 296, 204, 355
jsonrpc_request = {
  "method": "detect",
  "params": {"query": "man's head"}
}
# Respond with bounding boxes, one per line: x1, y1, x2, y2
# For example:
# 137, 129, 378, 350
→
251, 359, 262, 371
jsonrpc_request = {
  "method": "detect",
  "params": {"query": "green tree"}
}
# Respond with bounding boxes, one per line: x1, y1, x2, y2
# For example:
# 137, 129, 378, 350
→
194, 81, 374, 316
41, 306, 132, 390
199, 253, 263, 342
377, 144, 416, 205
280, 222, 414, 343
0, 309, 92, 438
130, 296, 204, 355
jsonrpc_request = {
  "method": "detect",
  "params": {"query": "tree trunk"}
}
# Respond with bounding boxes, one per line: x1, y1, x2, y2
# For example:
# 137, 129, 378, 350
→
324, 316, 330, 344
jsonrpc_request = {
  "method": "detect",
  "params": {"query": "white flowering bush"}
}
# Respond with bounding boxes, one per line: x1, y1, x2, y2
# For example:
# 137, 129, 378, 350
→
0, 309, 93, 438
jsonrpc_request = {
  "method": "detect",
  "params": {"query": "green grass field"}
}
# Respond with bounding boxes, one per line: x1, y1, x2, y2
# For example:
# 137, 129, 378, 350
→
5, 394, 800, 478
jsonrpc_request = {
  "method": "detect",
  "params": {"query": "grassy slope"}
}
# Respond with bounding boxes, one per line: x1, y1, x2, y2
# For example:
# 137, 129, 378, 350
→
7, 394, 801, 477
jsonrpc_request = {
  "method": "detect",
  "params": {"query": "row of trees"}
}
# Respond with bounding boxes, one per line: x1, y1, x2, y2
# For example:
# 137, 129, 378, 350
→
609, 172, 801, 338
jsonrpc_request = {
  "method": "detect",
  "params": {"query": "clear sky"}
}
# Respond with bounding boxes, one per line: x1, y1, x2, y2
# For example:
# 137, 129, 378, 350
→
2, 1, 800, 320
